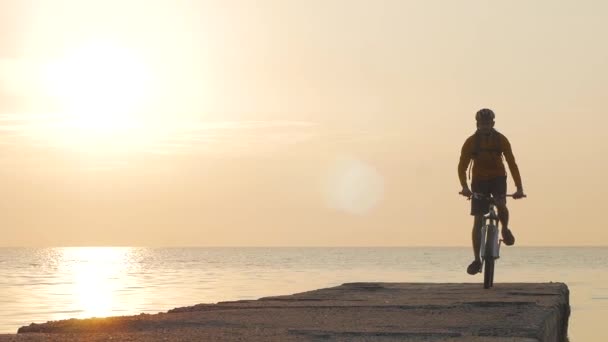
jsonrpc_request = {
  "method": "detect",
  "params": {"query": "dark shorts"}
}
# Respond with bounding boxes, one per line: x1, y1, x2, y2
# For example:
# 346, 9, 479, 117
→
471, 176, 507, 216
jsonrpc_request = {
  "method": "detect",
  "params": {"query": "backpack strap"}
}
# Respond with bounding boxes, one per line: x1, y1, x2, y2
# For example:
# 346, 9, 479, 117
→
493, 129, 502, 154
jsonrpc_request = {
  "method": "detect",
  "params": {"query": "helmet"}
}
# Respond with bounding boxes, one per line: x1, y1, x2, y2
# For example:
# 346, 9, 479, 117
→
475, 108, 495, 123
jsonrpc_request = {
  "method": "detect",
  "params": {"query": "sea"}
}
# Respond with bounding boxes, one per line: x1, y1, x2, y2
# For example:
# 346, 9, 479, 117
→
0, 247, 606, 340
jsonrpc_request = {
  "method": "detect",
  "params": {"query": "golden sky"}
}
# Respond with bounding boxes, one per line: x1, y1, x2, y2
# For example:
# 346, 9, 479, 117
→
1, 0, 607, 246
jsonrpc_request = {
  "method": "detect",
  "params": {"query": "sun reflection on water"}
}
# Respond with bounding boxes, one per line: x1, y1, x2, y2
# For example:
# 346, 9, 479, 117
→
57, 247, 134, 319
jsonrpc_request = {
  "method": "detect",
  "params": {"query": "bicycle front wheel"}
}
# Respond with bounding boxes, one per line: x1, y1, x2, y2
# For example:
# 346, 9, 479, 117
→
483, 228, 496, 289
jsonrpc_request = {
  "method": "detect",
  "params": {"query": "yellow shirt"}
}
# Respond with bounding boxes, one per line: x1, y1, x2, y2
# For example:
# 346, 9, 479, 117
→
458, 130, 522, 189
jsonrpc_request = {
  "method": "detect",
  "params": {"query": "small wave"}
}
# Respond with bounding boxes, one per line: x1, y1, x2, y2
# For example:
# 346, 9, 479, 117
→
28, 282, 73, 286
55, 310, 83, 314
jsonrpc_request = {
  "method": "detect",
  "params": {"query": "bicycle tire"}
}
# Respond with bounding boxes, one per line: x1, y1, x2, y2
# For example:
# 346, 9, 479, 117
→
483, 228, 496, 289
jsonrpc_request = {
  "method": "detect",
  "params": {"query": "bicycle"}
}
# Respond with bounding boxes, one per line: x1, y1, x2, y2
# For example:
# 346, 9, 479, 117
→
464, 192, 525, 289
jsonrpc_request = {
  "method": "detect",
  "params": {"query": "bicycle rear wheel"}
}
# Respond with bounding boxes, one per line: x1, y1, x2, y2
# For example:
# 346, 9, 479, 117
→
483, 228, 496, 289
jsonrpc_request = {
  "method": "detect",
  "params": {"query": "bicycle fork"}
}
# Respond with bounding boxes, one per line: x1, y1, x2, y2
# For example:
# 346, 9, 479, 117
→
480, 224, 501, 261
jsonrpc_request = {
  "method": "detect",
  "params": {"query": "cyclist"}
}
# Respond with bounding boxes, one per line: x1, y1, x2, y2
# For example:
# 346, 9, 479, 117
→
458, 108, 526, 275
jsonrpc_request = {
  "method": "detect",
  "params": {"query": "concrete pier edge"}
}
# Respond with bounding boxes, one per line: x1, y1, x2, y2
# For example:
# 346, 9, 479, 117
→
2, 282, 569, 342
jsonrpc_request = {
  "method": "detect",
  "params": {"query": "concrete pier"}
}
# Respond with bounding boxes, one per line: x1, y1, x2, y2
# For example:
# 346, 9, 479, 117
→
0, 282, 569, 341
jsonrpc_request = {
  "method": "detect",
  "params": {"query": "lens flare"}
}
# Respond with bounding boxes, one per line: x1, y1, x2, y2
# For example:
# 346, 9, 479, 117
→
324, 157, 384, 215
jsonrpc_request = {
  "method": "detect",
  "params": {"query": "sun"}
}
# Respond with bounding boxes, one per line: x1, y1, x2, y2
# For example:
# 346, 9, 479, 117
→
43, 40, 152, 135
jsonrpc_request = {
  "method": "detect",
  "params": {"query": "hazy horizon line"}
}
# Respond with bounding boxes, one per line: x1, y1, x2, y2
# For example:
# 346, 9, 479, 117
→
1, 245, 607, 249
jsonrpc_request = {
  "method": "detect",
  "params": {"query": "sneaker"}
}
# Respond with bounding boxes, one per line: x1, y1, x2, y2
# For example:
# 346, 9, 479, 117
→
502, 228, 515, 246
467, 260, 482, 275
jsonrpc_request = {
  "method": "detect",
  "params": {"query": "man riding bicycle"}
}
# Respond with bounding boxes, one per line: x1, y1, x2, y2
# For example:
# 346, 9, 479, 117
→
458, 108, 526, 275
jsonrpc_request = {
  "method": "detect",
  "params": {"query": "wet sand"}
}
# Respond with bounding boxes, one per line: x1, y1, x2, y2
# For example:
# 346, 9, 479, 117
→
0, 282, 569, 341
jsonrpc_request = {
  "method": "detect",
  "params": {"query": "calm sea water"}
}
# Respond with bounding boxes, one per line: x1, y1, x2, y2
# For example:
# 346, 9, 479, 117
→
0, 247, 606, 340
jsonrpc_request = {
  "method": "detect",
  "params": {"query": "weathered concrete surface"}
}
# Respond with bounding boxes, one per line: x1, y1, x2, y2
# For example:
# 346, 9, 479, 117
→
0, 282, 569, 341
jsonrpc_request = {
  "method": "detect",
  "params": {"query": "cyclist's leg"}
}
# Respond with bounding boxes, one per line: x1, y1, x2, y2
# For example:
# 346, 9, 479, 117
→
468, 178, 489, 274
496, 199, 515, 244
472, 215, 483, 262
495, 197, 509, 228
491, 176, 515, 245
489, 176, 508, 227
467, 215, 484, 275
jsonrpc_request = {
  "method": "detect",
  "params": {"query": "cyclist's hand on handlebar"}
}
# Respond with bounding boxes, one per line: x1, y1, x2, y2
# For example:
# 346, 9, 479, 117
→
459, 187, 472, 198
512, 189, 526, 199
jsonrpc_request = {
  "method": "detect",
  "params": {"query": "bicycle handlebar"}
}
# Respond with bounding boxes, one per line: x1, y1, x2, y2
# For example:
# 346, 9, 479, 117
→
459, 192, 527, 200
